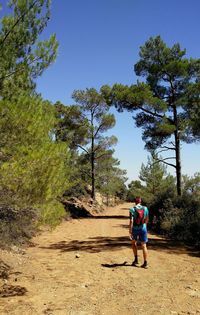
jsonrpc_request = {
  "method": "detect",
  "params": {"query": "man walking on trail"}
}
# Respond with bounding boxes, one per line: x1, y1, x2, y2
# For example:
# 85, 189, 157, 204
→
129, 197, 149, 269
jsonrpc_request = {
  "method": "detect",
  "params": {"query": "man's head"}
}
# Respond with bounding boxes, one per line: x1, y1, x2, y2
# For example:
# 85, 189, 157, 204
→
134, 197, 142, 204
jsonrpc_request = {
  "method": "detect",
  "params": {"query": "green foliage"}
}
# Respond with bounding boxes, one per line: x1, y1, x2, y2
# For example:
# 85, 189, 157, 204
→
127, 155, 176, 223
182, 172, 200, 197
160, 194, 200, 247
144, 173, 200, 246
54, 102, 89, 149
96, 154, 127, 204
0, 1, 70, 246
0, 96, 71, 220
0, 95, 55, 157
127, 180, 144, 202
139, 154, 176, 202
127, 154, 176, 204
70, 88, 117, 200
54, 95, 124, 202
38, 201, 68, 227
133, 36, 200, 145
61, 151, 90, 198
181, 82, 200, 141
0, 0, 58, 97
100, 36, 200, 195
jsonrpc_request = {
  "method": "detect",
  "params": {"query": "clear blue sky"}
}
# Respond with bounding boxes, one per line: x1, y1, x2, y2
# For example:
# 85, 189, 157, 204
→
2, 0, 200, 182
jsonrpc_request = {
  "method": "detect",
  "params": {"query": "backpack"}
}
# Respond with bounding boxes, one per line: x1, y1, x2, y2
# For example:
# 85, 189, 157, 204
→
133, 206, 145, 226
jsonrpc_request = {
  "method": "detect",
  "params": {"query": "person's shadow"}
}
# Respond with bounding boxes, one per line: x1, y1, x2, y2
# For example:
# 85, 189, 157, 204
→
101, 261, 133, 268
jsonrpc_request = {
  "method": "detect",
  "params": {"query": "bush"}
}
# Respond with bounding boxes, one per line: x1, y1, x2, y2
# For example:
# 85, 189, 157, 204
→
0, 96, 72, 246
158, 194, 200, 247
0, 205, 37, 247
38, 201, 69, 227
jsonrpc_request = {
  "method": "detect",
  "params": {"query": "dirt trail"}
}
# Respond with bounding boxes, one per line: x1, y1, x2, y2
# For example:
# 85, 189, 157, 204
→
0, 202, 200, 315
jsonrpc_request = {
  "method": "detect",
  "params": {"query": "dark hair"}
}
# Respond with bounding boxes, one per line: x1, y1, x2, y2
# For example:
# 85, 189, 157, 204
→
134, 197, 142, 204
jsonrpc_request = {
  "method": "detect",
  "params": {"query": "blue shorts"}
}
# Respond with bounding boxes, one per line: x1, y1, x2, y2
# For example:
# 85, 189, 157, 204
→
132, 228, 148, 243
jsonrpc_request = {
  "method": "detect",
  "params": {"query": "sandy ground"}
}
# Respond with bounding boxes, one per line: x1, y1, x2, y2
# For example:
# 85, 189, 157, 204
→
0, 202, 200, 315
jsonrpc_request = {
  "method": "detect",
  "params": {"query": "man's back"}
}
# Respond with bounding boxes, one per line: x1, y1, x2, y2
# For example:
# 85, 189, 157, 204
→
129, 205, 148, 230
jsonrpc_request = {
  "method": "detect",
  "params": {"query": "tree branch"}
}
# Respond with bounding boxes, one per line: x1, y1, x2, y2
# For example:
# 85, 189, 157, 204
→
137, 105, 165, 119
170, 141, 176, 147
79, 168, 92, 179
94, 144, 101, 153
160, 157, 176, 161
127, 100, 174, 124
0, 54, 45, 81
153, 157, 176, 169
91, 102, 100, 115
95, 152, 111, 160
94, 123, 104, 138
75, 144, 89, 155
160, 145, 176, 150
156, 146, 176, 154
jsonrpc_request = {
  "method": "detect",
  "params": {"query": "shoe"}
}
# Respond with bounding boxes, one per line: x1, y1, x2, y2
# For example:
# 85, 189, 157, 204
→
131, 260, 139, 267
141, 262, 148, 269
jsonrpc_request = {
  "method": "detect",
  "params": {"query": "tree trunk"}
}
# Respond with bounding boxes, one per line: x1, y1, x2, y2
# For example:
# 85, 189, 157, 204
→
106, 193, 109, 206
175, 131, 182, 196
173, 101, 182, 196
91, 111, 95, 201
91, 151, 95, 200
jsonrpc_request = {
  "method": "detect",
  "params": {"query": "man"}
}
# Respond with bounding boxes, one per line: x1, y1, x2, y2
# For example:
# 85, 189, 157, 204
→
129, 197, 149, 269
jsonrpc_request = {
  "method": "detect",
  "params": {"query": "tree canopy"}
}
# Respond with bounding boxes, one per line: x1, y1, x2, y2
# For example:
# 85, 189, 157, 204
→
71, 88, 117, 200
101, 36, 200, 195
0, 0, 67, 231
0, 0, 58, 97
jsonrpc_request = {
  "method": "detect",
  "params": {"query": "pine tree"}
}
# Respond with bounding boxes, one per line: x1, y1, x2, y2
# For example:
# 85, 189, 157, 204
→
96, 154, 127, 205
139, 154, 175, 203
101, 36, 200, 195
127, 180, 144, 202
72, 88, 117, 201
0, 0, 58, 97
0, 96, 70, 212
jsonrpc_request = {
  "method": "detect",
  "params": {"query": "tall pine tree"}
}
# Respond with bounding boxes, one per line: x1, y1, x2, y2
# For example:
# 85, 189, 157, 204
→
101, 36, 200, 195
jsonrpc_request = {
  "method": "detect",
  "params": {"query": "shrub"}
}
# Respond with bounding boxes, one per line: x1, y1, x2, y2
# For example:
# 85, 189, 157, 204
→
0, 205, 37, 247
38, 201, 69, 227
159, 194, 200, 247
0, 96, 72, 246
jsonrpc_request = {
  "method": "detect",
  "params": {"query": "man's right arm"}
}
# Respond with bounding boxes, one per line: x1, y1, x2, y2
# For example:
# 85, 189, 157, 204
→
129, 211, 133, 238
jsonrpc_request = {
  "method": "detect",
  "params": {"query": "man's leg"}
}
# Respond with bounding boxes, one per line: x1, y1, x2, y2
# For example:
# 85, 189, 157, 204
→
131, 240, 139, 266
141, 242, 148, 268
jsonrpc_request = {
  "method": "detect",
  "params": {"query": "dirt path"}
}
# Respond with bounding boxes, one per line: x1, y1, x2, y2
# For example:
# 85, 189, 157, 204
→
0, 202, 200, 315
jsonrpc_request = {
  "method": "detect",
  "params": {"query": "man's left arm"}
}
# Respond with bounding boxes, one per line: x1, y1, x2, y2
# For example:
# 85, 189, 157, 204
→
144, 207, 149, 224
